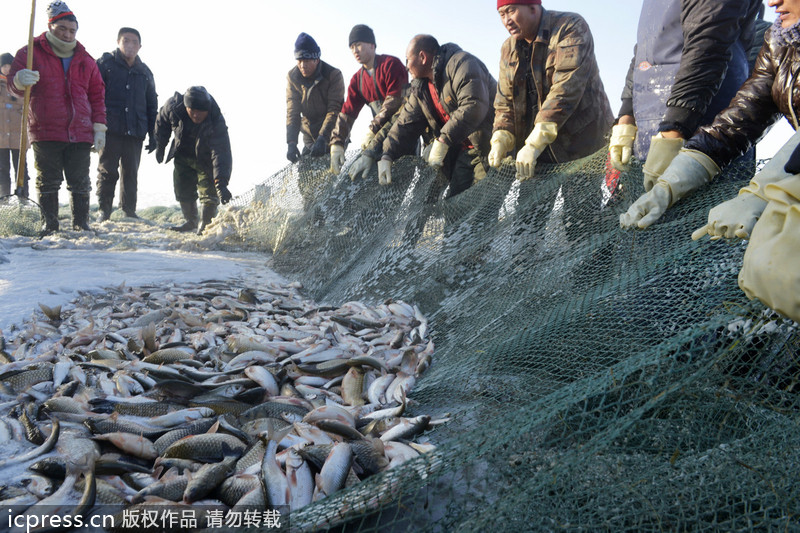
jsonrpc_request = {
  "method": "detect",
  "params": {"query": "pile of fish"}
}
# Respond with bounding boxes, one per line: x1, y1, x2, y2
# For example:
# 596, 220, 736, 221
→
0, 279, 438, 528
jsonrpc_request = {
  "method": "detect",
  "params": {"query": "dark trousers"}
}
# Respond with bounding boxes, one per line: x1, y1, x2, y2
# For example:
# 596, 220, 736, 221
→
173, 154, 219, 205
96, 132, 143, 214
32, 141, 91, 195
0, 148, 29, 197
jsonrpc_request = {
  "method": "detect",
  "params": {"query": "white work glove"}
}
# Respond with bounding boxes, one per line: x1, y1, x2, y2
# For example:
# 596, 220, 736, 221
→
361, 130, 376, 151
377, 158, 392, 186
516, 122, 557, 181
609, 124, 637, 170
620, 149, 719, 229
92, 123, 107, 153
348, 153, 374, 181
691, 128, 800, 240
330, 144, 345, 175
642, 134, 685, 191
426, 138, 448, 168
13, 69, 39, 90
488, 130, 515, 168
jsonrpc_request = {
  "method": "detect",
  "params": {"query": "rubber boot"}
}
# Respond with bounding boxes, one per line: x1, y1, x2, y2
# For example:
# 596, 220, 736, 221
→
71, 193, 92, 231
39, 192, 59, 236
170, 201, 198, 232
97, 194, 113, 222
197, 203, 218, 235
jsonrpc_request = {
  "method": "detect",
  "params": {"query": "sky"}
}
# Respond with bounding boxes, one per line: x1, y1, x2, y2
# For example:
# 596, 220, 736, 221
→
0, 0, 787, 208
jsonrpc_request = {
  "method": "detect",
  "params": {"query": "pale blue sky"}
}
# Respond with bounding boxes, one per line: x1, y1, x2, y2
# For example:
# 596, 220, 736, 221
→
0, 1, 784, 206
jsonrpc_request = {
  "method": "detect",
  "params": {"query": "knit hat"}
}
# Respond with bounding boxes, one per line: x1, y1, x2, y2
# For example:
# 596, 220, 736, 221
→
497, 0, 541, 8
294, 33, 321, 60
183, 86, 211, 111
349, 24, 375, 47
47, 1, 76, 24
0, 53, 13, 68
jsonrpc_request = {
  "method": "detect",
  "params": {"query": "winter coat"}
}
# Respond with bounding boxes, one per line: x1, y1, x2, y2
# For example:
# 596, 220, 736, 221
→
286, 60, 344, 147
97, 49, 157, 140
0, 75, 23, 150
685, 28, 800, 168
383, 43, 496, 161
7, 33, 105, 144
619, 0, 761, 159
330, 54, 408, 146
494, 8, 613, 164
155, 91, 232, 187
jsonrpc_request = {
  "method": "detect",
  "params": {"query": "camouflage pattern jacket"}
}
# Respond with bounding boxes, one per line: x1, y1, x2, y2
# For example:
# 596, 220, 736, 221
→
493, 8, 613, 164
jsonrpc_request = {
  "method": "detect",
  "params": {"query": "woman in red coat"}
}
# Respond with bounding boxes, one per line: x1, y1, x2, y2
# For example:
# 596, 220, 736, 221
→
7, 1, 106, 234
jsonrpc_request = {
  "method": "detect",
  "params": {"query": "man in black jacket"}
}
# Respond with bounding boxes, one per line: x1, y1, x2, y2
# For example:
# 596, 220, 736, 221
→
154, 86, 232, 234
95, 27, 157, 220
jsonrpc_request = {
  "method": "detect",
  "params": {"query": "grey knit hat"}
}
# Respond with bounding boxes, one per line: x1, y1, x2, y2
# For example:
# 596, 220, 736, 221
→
184, 86, 211, 111
47, 1, 76, 24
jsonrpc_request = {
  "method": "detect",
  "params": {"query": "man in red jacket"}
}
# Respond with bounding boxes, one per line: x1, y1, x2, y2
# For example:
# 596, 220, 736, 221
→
328, 24, 408, 175
7, 1, 106, 235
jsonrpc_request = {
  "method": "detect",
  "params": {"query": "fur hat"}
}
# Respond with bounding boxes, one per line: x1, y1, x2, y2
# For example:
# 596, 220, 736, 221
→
348, 24, 375, 47
294, 33, 321, 60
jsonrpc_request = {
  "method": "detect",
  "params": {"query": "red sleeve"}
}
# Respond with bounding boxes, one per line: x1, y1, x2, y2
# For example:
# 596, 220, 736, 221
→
340, 71, 366, 118
377, 55, 408, 98
87, 59, 106, 125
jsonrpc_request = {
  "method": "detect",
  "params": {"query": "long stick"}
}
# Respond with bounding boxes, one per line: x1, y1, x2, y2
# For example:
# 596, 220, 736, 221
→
15, 0, 36, 197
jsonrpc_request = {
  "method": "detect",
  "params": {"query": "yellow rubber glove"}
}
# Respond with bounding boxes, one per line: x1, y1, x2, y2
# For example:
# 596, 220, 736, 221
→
377, 158, 392, 186
609, 124, 637, 170
426, 139, 448, 168
738, 175, 800, 323
642, 134, 685, 191
330, 144, 345, 175
516, 122, 557, 181
488, 130, 515, 168
620, 149, 719, 229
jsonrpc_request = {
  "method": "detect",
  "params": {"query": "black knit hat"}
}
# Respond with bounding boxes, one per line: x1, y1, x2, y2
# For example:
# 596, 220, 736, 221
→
183, 86, 211, 111
294, 33, 321, 60
348, 24, 375, 47
0, 53, 13, 68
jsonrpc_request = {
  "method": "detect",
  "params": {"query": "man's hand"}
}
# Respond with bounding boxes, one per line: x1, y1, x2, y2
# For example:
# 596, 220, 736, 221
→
286, 143, 300, 163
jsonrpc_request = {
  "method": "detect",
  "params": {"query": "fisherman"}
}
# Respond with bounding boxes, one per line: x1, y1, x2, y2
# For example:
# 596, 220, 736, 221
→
0, 52, 29, 197
488, 0, 613, 260
286, 32, 344, 163
154, 86, 232, 235
378, 35, 495, 196
328, 24, 408, 175
608, 0, 761, 187
95, 27, 158, 221
6, 0, 107, 235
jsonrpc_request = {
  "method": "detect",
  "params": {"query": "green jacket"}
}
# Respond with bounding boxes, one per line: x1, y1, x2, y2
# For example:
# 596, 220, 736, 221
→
494, 8, 613, 164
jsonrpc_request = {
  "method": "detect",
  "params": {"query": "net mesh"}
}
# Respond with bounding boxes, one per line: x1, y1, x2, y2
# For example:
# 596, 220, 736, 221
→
0, 195, 43, 237
216, 148, 798, 532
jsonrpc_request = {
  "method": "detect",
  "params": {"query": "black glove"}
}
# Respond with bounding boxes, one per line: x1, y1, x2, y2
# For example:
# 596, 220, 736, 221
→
309, 136, 327, 157
145, 135, 157, 153
155, 145, 165, 164
287, 143, 300, 163
216, 183, 232, 205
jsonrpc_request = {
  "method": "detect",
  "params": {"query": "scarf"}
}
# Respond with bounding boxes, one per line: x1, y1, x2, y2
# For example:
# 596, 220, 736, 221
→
45, 31, 77, 58
770, 17, 800, 49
